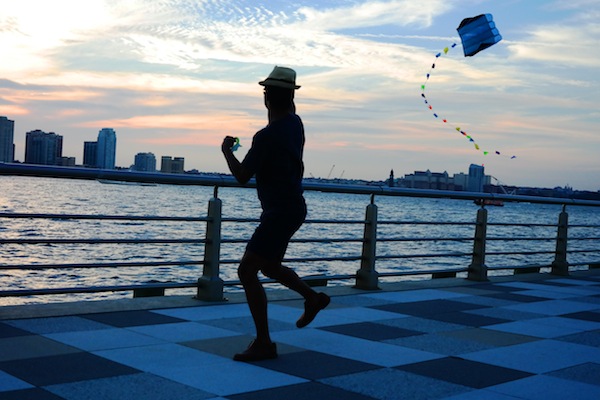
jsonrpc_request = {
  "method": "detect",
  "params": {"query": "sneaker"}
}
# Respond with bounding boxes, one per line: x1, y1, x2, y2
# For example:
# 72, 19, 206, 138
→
233, 340, 278, 362
296, 292, 330, 328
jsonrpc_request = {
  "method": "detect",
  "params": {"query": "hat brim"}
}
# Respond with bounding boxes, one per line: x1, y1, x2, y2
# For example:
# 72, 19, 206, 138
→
259, 79, 300, 90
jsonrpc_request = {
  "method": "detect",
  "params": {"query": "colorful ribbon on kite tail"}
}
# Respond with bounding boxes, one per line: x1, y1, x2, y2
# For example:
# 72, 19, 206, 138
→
420, 43, 516, 159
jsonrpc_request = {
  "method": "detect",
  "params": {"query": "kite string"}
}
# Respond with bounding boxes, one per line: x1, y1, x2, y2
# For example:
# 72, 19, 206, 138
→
420, 43, 516, 159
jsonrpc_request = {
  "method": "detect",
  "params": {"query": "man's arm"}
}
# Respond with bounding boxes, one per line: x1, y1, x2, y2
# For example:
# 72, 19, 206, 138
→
222, 136, 253, 184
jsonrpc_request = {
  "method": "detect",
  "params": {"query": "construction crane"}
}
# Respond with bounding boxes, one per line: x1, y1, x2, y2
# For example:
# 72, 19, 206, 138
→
327, 165, 335, 179
491, 176, 516, 195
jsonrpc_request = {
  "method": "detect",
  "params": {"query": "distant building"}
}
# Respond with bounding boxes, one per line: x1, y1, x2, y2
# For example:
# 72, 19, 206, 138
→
83, 141, 98, 168
467, 164, 485, 192
134, 152, 156, 172
97, 128, 116, 169
160, 156, 185, 174
453, 172, 468, 191
25, 130, 63, 165
0, 116, 15, 162
403, 170, 454, 190
57, 156, 76, 166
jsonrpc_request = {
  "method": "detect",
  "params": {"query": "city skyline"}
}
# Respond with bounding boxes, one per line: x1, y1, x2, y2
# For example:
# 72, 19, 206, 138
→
1, 1, 599, 191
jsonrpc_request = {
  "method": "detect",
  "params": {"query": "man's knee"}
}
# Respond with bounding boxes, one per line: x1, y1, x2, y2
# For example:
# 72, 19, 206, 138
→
260, 261, 282, 279
238, 262, 256, 283
238, 252, 262, 283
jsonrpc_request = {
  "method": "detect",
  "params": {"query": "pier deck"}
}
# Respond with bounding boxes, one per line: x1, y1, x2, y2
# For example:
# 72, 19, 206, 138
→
1, 271, 600, 400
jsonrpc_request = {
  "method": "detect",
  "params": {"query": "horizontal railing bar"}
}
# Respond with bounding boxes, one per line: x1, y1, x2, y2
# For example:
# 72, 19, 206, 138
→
378, 237, 555, 242
376, 237, 472, 242
0, 260, 204, 270
567, 249, 600, 253
486, 237, 554, 241
223, 218, 368, 225
2, 236, 572, 245
220, 238, 364, 244
376, 252, 472, 259
487, 223, 555, 227
0, 212, 208, 222
0, 239, 207, 245
488, 264, 551, 271
378, 267, 469, 277
218, 256, 362, 265
0, 281, 199, 297
486, 250, 553, 256
378, 221, 474, 226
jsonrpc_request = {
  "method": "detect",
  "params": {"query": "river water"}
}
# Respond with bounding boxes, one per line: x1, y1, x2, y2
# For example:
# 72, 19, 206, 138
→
1, 175, 598, 305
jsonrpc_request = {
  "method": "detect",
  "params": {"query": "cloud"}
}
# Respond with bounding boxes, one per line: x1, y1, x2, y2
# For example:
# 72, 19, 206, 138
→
295, 0, 450, 30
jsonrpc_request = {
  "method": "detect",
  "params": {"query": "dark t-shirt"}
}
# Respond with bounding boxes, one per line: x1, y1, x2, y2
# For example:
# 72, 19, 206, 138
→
241, 113, 305, 212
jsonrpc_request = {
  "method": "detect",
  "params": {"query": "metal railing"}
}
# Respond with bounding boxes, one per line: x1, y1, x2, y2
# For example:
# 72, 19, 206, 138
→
1, 165, 599, 302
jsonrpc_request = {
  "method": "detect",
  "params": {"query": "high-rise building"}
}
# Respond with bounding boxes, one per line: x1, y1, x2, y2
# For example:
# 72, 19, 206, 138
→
83, 141, 98, 168
160, 156, 185, 173
25, 130, 63, 165
97, 128, 116, 169
172, 157, 185, 174
467, 163, 485, 192
133, 152, 156, 172
0, 116, 15, 162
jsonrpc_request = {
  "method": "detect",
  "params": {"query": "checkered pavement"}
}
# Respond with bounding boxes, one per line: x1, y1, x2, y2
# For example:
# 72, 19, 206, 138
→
1, 272, 599, 400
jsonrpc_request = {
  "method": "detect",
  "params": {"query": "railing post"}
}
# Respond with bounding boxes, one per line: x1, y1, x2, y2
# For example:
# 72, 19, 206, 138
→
468, 206, 488, 281
355, 194, 379, 290
551, 206, 569, 276
197, 186, 225, 301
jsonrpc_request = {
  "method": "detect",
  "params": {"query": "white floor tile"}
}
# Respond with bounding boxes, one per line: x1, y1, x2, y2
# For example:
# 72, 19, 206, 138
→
45, 328, 165, 351
128, 322, 239, 342
362, 289, 469, 303
272, 328, 442, 367
152, 304, 251, 321
489, 374, 600, 400
463, 339, 600, 374
267, 304, 407, 327
501, 299, 600, 316
516, 289, 577, 300
485, 320, 583, 339
95, 343, 305, 396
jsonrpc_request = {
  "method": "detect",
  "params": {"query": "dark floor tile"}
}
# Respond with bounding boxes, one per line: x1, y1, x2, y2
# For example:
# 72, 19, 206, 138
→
396, 356, 533, 389
546, 362, 600, 387
228, 381, 378, 400
249, 350, 380, 380
0, 388, 65, 400
561, 311, 600, 322
558, 330, 600, 347
182, 334, 302, 359
427, 311, 510, 327
80, 310, 186, 327
0, 352, 139, 386
0, 322, 31, 339
371, 299, 487, 317
484, 292, 549, 303
319, 322, 422, 341
471, 283, 528, 293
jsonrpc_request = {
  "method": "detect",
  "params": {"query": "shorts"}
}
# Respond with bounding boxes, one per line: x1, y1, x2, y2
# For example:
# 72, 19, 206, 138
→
246, 200, 307, 263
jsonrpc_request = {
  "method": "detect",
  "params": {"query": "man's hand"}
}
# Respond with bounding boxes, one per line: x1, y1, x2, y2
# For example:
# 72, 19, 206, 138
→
222, 136, 236, 154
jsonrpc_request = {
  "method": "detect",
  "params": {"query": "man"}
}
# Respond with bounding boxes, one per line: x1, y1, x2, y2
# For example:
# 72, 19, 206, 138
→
221, 66, 330, 361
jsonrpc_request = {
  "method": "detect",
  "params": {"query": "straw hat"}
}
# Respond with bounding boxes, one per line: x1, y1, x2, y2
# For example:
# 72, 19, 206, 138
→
258, 66, 301, 89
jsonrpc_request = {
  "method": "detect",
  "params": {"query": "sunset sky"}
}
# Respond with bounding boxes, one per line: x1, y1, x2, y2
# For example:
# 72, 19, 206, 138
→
1, 0, 599, 190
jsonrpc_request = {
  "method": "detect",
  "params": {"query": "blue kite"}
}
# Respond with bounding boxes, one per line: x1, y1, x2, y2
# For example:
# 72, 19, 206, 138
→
420, 13, 515, 159
457, 14, 502, 57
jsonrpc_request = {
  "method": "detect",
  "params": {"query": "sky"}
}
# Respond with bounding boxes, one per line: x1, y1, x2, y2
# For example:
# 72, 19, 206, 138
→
1, 0, 599, 191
